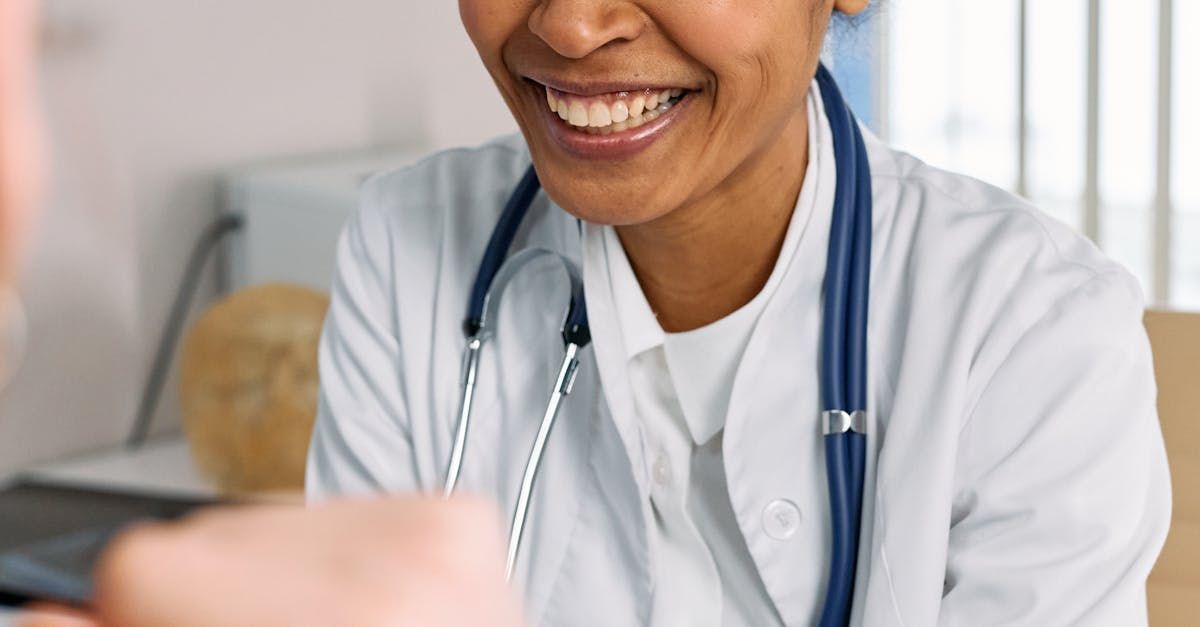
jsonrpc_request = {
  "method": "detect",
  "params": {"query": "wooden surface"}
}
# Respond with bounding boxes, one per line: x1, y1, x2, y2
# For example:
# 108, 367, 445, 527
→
1145, 310, 1200, 626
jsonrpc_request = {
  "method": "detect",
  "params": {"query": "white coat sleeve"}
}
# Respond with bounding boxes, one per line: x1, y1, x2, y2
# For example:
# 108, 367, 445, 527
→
305, 181, 420, 500
938, 271, 1171, 625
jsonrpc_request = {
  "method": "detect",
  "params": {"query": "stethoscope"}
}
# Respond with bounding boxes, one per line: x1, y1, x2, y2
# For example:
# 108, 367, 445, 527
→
441, 63, 871, 627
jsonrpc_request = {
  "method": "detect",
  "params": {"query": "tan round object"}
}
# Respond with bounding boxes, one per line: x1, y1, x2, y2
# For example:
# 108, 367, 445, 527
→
179, 283, 329, 495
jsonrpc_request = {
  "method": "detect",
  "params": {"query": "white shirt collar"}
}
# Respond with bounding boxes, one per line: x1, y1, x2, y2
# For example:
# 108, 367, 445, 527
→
602, 226, 665, 358
598, 86, 833, 444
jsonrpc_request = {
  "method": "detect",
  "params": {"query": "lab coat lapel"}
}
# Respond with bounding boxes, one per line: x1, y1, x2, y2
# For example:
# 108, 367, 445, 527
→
722, 208, 830, 624
580, 221, 653, 503
532, 214, 657, 623
540, 385, 656, 626
722, 90, 884, 625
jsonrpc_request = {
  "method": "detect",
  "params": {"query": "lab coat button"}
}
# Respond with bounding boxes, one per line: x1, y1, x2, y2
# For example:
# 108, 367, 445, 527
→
652, 455, 672, 486
763, 499, 801, 540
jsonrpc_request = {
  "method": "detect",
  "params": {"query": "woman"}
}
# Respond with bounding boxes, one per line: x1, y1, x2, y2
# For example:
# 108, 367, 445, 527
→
4, 2, 524, 626
307, 0, 1170, 625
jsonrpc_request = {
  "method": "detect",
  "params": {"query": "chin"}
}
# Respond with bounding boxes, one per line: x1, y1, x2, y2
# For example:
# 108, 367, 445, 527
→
536, 175, 679, 227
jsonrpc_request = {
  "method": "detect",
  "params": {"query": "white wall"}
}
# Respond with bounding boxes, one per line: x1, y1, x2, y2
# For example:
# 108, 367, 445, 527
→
0, 0, 516, 471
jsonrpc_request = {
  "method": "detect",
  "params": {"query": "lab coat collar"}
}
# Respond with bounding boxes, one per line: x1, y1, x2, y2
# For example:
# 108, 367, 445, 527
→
589, 86, 830, 448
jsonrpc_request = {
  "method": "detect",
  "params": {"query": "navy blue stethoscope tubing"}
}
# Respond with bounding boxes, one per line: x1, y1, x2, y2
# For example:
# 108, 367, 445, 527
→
463, 165, 592, 346
461, 62, 869, 627
463, 166, 545, 337
813, 63, 872, 627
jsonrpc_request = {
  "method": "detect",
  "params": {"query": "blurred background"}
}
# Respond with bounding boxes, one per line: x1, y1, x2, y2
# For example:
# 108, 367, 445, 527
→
829, 0, 1195, 310
0, 0, 517, 474
0, 0, 1196, 622
0, 0, 1194, 487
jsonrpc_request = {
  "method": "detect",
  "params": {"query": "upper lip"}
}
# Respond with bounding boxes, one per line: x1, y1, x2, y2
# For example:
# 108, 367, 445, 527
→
524, 74, 695, 97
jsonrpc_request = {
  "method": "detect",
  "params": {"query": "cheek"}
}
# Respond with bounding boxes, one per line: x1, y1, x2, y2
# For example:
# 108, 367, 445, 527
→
459, 0, 495, 59
459, 0, 525, 63
666, 1, 777, 58
458, 0, 491, 49
459, 0, 540, 121
660, 0, 819, 106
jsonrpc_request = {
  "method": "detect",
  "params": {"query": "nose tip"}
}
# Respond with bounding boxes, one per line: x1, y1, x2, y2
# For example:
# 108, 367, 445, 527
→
528, 0, 645, 60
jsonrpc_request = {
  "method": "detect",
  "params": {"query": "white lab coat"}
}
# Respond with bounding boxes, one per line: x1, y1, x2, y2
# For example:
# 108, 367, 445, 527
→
307, 100, 1171, 625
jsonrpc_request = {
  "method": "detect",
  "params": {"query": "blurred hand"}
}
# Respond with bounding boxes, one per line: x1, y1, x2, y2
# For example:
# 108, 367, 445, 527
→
1, 0, 44, 288
18, 496, 526, 627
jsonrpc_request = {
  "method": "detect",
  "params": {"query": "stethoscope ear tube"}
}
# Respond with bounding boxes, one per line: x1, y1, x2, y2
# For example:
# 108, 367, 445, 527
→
464, 167, 542, 338
505, 340, 583, 581
476, 248, 585, 339
445, 242, 593, 584
445, 247, 587, 495
443, 336, 483, 497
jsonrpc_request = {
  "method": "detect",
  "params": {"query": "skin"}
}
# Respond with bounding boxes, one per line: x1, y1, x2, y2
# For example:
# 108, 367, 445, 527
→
0, 0, 44, 290
21, 498, 525, 627
461, 0, 869, 331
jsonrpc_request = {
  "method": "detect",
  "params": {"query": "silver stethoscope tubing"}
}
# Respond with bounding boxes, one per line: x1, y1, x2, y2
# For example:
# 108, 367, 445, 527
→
440, 63, 870, 626
442, 247, 590, 581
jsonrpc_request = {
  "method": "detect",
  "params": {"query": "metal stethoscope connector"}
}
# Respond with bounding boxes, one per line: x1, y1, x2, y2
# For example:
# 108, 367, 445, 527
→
441, 248, 589, 582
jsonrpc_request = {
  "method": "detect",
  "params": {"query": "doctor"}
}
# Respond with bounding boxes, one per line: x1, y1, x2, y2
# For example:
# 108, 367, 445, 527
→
309, 0, 1170, 625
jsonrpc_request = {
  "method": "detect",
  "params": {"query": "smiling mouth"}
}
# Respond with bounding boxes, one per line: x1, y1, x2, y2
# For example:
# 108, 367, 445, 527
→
542, 85, 691, 136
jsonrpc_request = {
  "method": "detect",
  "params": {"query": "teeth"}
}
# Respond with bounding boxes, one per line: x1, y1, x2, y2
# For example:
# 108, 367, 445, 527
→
546, 85, 686, 133
611, 100, 629, 124
630, 96, 646, 118
588, 102, 612, 127
568, 101, 589, 127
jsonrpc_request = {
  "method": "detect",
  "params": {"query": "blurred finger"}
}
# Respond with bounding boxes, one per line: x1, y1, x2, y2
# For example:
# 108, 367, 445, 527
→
15, 603, 101, 627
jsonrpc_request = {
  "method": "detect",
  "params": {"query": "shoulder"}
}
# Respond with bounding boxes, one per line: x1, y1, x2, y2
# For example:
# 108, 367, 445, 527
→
866, 130, 1141, 306
353, 133, 533, 237
869, 133, 1122, 279
334, 133, 535, 287
862, 133, 1146, 397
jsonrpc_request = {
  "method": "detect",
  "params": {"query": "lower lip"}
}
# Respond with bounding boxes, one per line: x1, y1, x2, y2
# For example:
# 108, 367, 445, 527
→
538, 91, 694, 161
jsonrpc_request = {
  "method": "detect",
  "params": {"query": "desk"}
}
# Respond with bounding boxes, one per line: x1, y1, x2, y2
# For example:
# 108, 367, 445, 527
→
0, 437, 214, 624
19, 438, 215, 499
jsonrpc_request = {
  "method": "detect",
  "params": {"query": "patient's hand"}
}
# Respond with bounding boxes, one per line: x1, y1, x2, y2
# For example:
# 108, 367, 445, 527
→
19, 496, 526, 627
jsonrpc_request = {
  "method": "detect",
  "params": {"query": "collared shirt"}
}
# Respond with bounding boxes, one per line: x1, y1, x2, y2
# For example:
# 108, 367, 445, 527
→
597, 90, 829, 625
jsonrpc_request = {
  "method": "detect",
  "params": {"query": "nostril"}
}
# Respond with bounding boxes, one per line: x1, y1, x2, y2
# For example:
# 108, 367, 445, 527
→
528, 0, 645, 60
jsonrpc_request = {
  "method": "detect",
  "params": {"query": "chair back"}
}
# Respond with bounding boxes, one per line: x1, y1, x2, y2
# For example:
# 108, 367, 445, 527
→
1145, 310, 1200, 625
